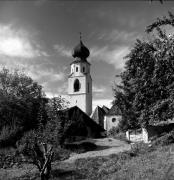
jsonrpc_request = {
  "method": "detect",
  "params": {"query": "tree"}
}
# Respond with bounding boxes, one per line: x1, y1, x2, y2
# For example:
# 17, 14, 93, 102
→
18, 130, 54, 180
0, 68, 46, 146
113, 12, 174, 128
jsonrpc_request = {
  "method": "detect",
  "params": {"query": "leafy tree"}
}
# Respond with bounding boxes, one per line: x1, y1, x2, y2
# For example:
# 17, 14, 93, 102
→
34, 96, 70, 147
0, 68, 46, 146
113, 12, 174, 129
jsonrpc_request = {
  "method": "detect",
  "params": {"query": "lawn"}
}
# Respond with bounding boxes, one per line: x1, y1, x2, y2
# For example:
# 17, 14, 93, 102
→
1, 142, 173, 180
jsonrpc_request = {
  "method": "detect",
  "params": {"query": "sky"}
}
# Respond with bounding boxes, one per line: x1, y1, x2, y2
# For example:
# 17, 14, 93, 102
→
0, 0, 173, 110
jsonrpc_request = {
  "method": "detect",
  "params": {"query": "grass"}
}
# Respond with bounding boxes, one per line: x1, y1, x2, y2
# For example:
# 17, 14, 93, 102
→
1, 133, 174, 180
73, 144, 174, 180
6, 142, 174, 180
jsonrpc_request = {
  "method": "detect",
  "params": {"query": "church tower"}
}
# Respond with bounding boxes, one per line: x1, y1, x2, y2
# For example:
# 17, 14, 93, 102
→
68, 38, 92, 116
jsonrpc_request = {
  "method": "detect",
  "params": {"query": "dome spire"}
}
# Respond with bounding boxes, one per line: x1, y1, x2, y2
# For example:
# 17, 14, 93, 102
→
72, 34, 90, 59
79, 32, 82, 42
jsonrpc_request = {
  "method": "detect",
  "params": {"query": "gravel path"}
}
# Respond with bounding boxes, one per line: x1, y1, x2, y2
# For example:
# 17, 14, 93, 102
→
63, 138, 131, 163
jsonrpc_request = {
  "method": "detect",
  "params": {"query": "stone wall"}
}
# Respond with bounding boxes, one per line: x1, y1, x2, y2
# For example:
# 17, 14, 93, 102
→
126, 123, 174, 143
126, 129, 144, 142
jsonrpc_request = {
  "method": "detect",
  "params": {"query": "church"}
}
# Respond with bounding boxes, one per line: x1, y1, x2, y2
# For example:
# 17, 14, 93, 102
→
61, 37, 122, 139
68, 38, 92, 116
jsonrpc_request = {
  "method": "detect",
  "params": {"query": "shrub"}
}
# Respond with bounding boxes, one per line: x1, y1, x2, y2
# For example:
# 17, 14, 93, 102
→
152, 131, 174, 147
0, 125, 24, 148
108, 126, 120, 137
0, 147, 23, 168
17, 129, 71, 163
108, 127, 130, 143
130, 142, 153, 156
53, 147, 71, 161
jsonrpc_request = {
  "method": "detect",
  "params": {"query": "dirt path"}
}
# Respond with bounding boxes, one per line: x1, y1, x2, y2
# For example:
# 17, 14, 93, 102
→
63, 138, 131, 163
0, 138, 130, 179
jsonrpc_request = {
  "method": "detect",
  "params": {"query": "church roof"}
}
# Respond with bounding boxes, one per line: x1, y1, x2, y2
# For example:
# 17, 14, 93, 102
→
70, 58, 91, 65
107, 104, 122, 116
91, 106, 105, 126
91, 106, 110, 128
58, 106, 105, 138
102, 105, 110, 114
72, 40, 90, 60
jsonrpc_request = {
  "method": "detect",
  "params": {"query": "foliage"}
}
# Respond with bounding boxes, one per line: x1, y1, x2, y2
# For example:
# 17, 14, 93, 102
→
130, 142, 153, 156
108, 128, 130, 143
18, 132, 54, 180
0, 68, 70, 148
0, 68, 47, 147
108, 127, 120, 137
0, 147, 22, 169
0, 124, 24, 148
113, 12, 174, 129
152, 130, 174, 147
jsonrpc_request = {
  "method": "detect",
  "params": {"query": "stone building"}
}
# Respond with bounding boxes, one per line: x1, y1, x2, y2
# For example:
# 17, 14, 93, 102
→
104, 104, 122, 131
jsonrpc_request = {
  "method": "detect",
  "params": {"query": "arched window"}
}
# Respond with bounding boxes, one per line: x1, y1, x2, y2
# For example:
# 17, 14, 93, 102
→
83, 67, 85, 72
76, 67, 78, 72
74, 79, 80, 92
112, 118, 116, 123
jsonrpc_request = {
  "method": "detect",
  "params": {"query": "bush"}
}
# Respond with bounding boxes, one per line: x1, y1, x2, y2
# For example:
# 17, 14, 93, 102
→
17, 129, 71, 163
0, 147, 23, 168
130, 142, 153, 156
0, 125, 24, 148
108, 127, 130, 143
152, 131, 174, 147
108, 127, 120, 137
53, 147, 71, 161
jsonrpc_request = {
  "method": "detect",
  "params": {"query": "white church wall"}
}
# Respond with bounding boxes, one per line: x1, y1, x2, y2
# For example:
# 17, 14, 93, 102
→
69, 94, 86, 113
68, 76, 86, 94
104, 115, 121, 131
68, 65, 92, 116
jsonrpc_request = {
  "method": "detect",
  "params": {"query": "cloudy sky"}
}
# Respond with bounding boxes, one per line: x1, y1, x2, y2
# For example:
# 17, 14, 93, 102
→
0, 0, 173, 110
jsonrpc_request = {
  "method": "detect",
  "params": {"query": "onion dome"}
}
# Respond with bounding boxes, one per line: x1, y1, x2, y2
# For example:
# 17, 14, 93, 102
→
72, 40, 90, 59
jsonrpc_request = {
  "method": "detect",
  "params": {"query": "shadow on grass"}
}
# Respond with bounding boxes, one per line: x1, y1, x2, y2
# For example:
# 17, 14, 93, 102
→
95, 145, 121, 151
51, 168, 86, 179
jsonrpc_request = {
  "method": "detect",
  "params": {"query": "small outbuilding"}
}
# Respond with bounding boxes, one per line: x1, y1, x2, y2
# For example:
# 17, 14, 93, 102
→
104, 105, 122, 131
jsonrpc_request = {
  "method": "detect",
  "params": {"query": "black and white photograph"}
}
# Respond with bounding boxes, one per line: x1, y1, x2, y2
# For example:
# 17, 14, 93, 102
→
0, 0, 174, 179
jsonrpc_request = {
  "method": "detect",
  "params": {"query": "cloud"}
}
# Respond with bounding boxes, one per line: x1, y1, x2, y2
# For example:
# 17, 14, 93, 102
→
98, 29, 139, 43
90, 45, 130, 70
26, 65, 65, 88
93, 85, 106, 93
54, 44, 71, 57
0, 24, 48, 58
44, 82, 68, 98
92, 99, 113, 111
